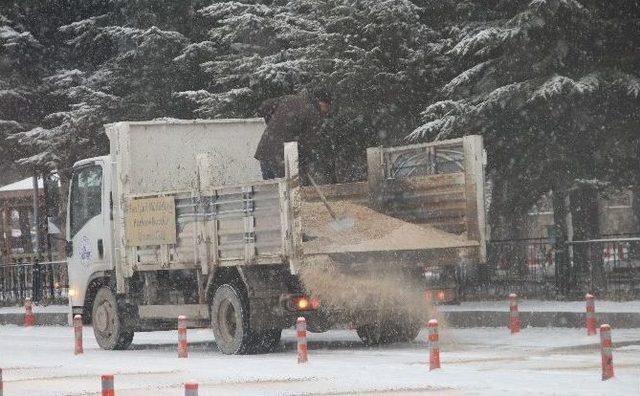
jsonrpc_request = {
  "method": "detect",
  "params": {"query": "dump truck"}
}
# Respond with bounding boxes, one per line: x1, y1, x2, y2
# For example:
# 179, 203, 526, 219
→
66, 119, 486, 354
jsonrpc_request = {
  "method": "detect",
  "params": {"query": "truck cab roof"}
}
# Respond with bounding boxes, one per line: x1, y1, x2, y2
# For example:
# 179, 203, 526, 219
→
73, 155, 109, 169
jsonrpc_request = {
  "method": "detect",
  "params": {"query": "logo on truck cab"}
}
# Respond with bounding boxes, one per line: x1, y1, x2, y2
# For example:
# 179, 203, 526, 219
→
79, 235, 92, 265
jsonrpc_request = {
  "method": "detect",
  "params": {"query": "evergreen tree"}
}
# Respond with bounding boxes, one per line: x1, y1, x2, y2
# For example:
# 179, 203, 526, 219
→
10, 69, 120, 174
2, 1, 637, 249
408, 0, 640, 236
177, 0, 443, 181
7, 1, 199, 177
0, 11, 46, 173
1, 1, 114, 174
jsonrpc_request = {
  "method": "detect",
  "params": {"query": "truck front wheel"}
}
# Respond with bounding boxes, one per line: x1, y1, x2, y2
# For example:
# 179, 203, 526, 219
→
92, 287, 134, 350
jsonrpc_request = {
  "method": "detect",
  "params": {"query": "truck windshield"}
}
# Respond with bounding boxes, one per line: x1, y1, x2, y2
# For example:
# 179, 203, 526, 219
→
69, 165, 102, 238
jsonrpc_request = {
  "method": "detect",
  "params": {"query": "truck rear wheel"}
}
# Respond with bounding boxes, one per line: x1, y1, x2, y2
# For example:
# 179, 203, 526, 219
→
357, 320, 421, 346
92, 287, 134, 350
210, 284, 282, 354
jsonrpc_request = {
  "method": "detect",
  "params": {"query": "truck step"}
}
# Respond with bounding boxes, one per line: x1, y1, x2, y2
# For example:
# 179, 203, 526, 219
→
138, 304, 210, 320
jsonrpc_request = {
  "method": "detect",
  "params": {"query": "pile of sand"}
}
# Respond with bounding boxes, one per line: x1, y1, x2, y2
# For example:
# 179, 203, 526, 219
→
298, 255, 436, 324
302, 200, 476, 254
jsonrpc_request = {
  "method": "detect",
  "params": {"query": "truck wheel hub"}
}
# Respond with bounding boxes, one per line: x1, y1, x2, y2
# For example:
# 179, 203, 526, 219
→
95, 303, 111, 332
218, 300, 237, 341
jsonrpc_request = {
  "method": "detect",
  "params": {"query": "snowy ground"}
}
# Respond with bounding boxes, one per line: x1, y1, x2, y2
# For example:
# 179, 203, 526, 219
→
2, 299, 638, 316
438, 300, 640, 313
0, 304, 69, 314
1, 325, 639, 395
3, 298, 639, 315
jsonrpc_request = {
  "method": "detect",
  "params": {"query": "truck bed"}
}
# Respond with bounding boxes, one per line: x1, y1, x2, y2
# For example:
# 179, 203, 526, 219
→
107, 118, 486, 280
299, 134, 486, 264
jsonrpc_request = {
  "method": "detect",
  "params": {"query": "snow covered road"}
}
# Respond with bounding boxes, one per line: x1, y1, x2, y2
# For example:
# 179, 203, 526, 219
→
0, 325, 639, 395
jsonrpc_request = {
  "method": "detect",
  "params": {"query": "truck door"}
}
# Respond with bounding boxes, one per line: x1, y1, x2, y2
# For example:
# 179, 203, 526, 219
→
67, 161, 110, 310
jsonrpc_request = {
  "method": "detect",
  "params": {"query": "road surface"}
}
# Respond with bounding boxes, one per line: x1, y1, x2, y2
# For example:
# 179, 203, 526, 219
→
0, 325, 638, 395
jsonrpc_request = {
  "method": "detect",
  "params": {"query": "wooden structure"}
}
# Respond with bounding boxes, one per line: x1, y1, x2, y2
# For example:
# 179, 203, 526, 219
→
0, 176, 61, 265
0, 176, 68, 304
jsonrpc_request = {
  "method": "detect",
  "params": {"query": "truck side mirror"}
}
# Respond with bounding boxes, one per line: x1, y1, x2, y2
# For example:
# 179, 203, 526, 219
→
47, 216, 62, 234
66, 240, 73, 257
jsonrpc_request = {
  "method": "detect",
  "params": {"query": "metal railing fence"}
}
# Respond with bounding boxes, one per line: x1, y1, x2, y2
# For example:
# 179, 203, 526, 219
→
0, 260, 68, 306
459, 237, 640, 300
0, 237, 638, 306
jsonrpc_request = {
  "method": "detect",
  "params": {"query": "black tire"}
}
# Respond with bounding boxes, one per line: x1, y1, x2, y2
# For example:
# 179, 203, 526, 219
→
357, 320, 421, 346
92, 287, 134, 350
210, 284, 251, 354
211, 283, 281, 354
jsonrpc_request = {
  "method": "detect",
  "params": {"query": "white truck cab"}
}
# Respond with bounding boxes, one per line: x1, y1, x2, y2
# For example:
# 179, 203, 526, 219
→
67, 156, 113, 312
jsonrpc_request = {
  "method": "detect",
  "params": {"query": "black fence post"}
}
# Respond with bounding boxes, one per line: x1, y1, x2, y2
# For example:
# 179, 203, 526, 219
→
19, 263, 25, 300
551, 190, 572, 296
48, 263, 55, 300
0, 266, 4, 302
32, 260, 42, 303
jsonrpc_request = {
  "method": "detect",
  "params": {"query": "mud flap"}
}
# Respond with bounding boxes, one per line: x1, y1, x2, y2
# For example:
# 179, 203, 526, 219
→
237, 266, 293, 331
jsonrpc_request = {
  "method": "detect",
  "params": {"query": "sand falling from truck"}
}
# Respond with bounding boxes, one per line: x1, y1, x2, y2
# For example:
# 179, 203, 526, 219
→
299, 255, 438, 326
297, 199, 468, 326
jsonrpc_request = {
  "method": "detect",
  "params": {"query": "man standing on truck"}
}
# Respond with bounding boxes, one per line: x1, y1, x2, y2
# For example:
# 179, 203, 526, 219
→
254, 88, 332, 181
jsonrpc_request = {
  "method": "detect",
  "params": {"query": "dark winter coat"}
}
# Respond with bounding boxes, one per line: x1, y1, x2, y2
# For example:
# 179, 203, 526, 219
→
254, 91, 324, 164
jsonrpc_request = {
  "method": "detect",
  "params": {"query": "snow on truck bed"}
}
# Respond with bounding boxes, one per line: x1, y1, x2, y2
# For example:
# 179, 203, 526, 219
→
302, 199, 477, 254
